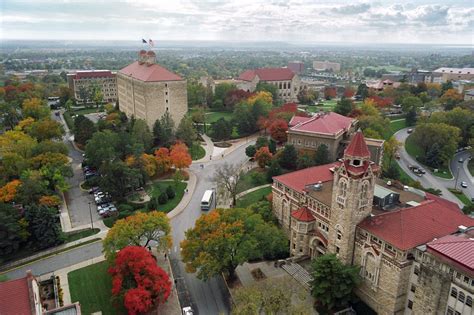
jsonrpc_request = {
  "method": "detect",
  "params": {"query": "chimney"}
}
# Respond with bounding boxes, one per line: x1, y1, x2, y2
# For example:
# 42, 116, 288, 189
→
138, 50, 147, 64
145, 51, 156, 66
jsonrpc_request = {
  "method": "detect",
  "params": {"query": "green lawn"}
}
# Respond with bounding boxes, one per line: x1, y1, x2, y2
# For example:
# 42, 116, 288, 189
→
68, 261, 124, 315
449, 189, 473, 207
383, 119, 407, 140
236, 186, 272, 208
146, 180, 187, 213
189, 142, 206, 160
63, 111, 74, 130
405, 134, 453, 179
236, 168, 270, 194
64, 228, 100, 243
205, 111, 234, 123
70, 107, 103, 115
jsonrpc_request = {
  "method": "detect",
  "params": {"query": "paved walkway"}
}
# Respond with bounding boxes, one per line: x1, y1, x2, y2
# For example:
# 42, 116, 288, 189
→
235, 184, 272, 199
167, 170, 197, 219
194, 134, 214, 163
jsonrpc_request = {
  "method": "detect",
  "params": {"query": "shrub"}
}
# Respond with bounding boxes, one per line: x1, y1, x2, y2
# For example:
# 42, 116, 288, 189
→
158, 192, 169, 204
166, 186, 176, 199
250, 172, 267, 185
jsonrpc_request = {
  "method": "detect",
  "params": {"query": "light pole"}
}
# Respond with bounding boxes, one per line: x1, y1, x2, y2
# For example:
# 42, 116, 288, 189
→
88, 202, 94, 229
454, 167, 461, 190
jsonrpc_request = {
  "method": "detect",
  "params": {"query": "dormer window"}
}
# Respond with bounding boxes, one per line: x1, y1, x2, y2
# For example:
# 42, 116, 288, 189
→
352, 159, 361, 166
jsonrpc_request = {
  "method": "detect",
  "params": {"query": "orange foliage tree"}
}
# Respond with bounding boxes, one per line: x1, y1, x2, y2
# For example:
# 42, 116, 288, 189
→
269, 119, 288, 143
170, 142, 192, 170
254, 146, 273, 168
154, 148, 172, 175
39, 195, 62, 207
0, 180, 22, 202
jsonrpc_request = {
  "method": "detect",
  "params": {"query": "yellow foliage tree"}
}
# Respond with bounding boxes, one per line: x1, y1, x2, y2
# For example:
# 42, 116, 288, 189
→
247, 91, 273, 105
22, 98, 49, 119
16, 117, 35, 130
39, 195, 62, 207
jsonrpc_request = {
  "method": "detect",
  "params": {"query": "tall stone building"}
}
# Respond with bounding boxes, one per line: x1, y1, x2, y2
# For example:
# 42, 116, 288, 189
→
238, 67, 301, 102
272, 131, 474, 314
67, 70, 117, 104
117, 50, 187, 129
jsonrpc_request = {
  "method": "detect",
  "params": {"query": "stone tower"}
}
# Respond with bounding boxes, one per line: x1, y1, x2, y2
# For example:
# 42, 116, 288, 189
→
327, 131, 377, 264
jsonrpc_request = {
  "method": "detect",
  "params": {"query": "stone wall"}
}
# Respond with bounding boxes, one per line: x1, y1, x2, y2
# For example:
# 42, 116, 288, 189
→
287, 132, 341, 161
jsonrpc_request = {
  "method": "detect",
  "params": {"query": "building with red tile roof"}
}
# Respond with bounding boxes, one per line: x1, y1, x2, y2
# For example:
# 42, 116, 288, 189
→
117, 50, 188, 129
237, 67, 301, 102
67, 70, 117, 104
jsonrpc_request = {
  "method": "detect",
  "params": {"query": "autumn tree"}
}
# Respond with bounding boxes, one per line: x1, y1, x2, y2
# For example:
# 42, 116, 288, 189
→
109, 246, 171, 315
310, 254, 360, 314
324, 87, 337, 100
224, 89, 253, 109
212, 162, 243, 206
154, 147, 172, 175
297, 87, 319, 104
39, 195, 62, 208
254, 146, 272, 168
269, 119, 288, 143
26, 118, 64, 141
170, 142, 192, 170
22, 98, 49, 119
0, 180, 22, 202
247, 91, 273, 106
256, 82, 278, 102
440, 88, 463, 110
343, 87, 355, 99
383, 136, 400, 173
103, 211, 172, 260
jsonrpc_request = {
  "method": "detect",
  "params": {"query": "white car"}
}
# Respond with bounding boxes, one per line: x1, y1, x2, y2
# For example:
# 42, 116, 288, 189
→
182, 307, 193, 315
460, 182, 468, 188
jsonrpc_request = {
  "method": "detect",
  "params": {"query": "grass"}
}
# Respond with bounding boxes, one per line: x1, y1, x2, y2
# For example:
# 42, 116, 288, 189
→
382, 119, 407, 140
64, 228, 100, 243
469, 159, 474, 177
68, 261, 124, 315
146, 180, 187, 213
205, 111, 234, 123
448, 189, 473, 207
189, 142, 206, 160
63, 111, 74, 129
393, 162, 413, 185
70, 107, 103, 115
236, 186, 272, 208
236, 168, 270, 194
405, 134, 453, 179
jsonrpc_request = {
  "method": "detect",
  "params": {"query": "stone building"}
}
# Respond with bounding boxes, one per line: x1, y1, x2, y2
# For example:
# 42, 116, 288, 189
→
117, 50, 188, 129
313, 60, 341, 72
271, 131, 474, 314
430, 68, 474, 83
238, 67, 301, 102
287, 112, 384, 165
67, 70, 117, 104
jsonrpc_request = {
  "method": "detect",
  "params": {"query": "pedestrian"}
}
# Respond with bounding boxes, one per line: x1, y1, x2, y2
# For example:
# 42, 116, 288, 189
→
210, 155, 212, 160
221, 153, 224, 158
164, 253, 167, 259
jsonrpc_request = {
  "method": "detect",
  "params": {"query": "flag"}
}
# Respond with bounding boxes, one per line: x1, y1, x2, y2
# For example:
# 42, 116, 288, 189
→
149, 39, 154, 47
142, 39, 147, 44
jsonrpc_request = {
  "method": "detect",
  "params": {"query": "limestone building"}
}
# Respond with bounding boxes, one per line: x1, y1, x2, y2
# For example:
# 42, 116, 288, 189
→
313, 60, 341, 72
272, 131, 474, 314
238, 67, 301, 102
431, 68, 474, 83
287, 112, 384, 165
117, 50, 188, 129
67, 70, 117, 104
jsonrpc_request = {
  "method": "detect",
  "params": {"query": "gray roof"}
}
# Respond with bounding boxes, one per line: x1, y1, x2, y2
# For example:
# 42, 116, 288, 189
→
374, 184, 397, 199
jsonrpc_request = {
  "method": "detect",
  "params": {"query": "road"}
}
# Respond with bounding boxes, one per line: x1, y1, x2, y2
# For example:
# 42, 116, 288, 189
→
394, 127, 471, 207
52, 110, 101, 227
450, 150, 474, 201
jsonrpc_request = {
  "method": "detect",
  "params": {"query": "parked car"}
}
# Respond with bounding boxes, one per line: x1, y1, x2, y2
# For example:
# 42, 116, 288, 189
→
407, 128, 413, 134
182, 306, 193, 315
458, 158, 464, 163
97, 203, 112, 212
460, 182, 468, 188
89, 186, 100, 194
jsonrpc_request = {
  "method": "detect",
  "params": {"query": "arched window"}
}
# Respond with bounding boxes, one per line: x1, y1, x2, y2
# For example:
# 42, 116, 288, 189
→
466, 296, 472, 307
336, 224, 343, 240
338, 180, 347, 198
359, 181, 370, 208
451, 287, 457, 298
459, 292, 465, 303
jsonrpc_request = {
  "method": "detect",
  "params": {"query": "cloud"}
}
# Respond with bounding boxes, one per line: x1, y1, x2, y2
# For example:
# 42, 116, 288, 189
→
332, 3, 371, 15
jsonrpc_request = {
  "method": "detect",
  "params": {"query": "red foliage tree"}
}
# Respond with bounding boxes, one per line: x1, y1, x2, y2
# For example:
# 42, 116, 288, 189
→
254, 146, 273, 168
348, 108, 363, 118
269, 119, 288, 143
154, 147, 172, 175
368, 95, 393, 108
224, 89, 254, 109
324, 87, 337, 100
109, 246, 172, 315
343, 87, 355, 98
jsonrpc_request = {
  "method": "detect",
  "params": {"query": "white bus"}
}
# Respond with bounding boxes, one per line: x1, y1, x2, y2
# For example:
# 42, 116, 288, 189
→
201, 189, 216, 211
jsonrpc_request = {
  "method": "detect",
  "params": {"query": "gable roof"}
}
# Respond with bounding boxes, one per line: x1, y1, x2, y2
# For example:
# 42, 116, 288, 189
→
291, 207, 315, 222
427, 234, 474, 276
238, 68, 295, 82
119, 61, 183, 82
74, 70, 114, 79
0, 276, 33, 315
289, 112, 354, 136
345, 131, 371, 158
358, 195, 474, 250
273, 162, 339, 193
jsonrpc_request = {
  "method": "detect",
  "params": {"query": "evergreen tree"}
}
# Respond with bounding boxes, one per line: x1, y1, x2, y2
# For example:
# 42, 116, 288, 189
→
73, 115, 96, 145
25, 205, 64, 249
245, 145, 257, 158
211, 118, 233, 141
153, 112, 175, 147
176, 117, 197, 147
405, 109, 417, 126
268, 139, 277, 154
425, 143, 441, 168
334, 99, 353, 116
278, 145, 298, 170
314, 144, 330, 166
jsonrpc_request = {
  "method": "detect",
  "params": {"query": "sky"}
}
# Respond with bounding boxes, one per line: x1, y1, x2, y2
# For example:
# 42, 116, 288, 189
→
1, 0, 474, 45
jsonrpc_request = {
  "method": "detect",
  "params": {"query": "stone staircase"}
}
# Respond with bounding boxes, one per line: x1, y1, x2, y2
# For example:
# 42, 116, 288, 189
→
280, 260, 313, 290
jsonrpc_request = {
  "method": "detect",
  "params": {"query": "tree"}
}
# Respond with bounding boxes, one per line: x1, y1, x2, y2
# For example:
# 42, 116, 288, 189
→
103, 211, 172, 260
356, 84, 369, 100
429, 107, 474, 146
297, 87, 318, 104
425, 143, 442, 168
269, 119, 288, 143
382, 137, 400, 172
278, 144, 298, 170
0, 203, 28, 258
176, 117, 197, 147
0, 180, 22, 202
254, 146, 272, 168
314, 144, 330, 166
297, 151, 314, 169
131, 119, 154, 152
343, 87, 355, 99
24, 204, 64, 249
22, 98, 49, 119
211, 118, 233, 141
266, 159, 282, 182
245, 145, 256, 158
412, 123, 461, 164
154, 147, 172, 175
334, 98, 353, 116
224, 89, 253, 109
180, 207, 288, 281
153, 112, 175, 147
214, 83, 237, 107
401, 96, 422, 113
101, 161, 143, 200
233, 102, 257, 135
169, 142, 192, 170
310, 254, 360, 314
74, 115, 96, 146
440, 88, 463, 110
91, 84, 103, 108
109, 246, 171, 315
212, 162, 243, 206
405, 109, 417, 126
85, 130, 119, 168
256, 82, 278, 102
26, 119, 64, 141
268, 139, 277, 154
187, 82, 206, 107
324, 87, 337, 100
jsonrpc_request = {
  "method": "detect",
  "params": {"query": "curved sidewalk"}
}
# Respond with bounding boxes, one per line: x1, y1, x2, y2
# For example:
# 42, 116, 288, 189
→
167, 170, 197, 219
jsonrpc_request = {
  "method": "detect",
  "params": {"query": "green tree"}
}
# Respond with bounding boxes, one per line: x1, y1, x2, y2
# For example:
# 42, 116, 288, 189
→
100, 161, 143, 200
176, 117, 197, 147
314, 144, 330, 166
245, 145, 257, 158
266, 159, 282, 182
382, 137, 400, 173
412, 123, 461, 165
429, 107, 474, 146
153, 112, 175, 147
211, 118, 233, 141
256, 82, 278, 102
401, 96, 422, 113
73, 115, 96, 146
0, 203, 28, 259
356, 84, 369, 99
187, 82, 206, 107
131, 119, 154, 152
405, 109, 417, 126
297, 151, 314, 169
425, 143, 442, 168
310, 254, 360, 314
334, 98, 353, 116
278, 144, 298, 170
214, 83, 236, 107
24, 204, 64, 249
85, 130, 120, 168
26, 118, 64, 141
233, 102, 256, 135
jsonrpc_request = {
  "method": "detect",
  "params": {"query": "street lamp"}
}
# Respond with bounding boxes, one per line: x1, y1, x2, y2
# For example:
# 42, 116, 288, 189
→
88, 202, 94, 229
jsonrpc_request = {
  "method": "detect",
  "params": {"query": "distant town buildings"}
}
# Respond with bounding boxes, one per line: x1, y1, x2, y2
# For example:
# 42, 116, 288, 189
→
464, 89, 474, 101
271, 131, 474, 315
430, 67, 474, 83
238, 67, 301, 102
67, 70, 117, 104
287, 112, 384, 165
287, 61, 305, 74
313, 60, 341, 72
365, 79, 401, 91
117, 50, 188, 129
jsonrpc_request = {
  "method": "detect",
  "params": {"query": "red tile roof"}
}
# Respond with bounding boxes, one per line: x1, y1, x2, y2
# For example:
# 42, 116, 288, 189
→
289, 112, 353, 136
427, 234, 474, 276
344, 131, 371, 158
291, 207, 315, 222
0, 276, 33, 315
74, 70, 114, 79
288, 116, 310, 127
358, 197, 474, 250
273, 162, 339, 193
119, 61, 183, 82
238, 68, 295, 82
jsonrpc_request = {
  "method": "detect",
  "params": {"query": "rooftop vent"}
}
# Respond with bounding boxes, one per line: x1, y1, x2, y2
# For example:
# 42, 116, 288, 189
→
458, 225, 468, 232
312, 182, 323, 191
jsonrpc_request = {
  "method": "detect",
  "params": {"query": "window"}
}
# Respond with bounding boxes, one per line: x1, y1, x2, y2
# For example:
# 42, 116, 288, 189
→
166, 99, 169, 103
165, 83, 168, 88
455, 311, 461, 315
414, 266, 420, 276
336, 246, 340, 253
466, 296, 472, 307
410, 285, 416, 293
459, 292, 465, 303
165, 91, 168, 95
451, 287, 457, 298
446, 307, 454, 315
464, 276, 470, 284
407, 300, 413, 309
